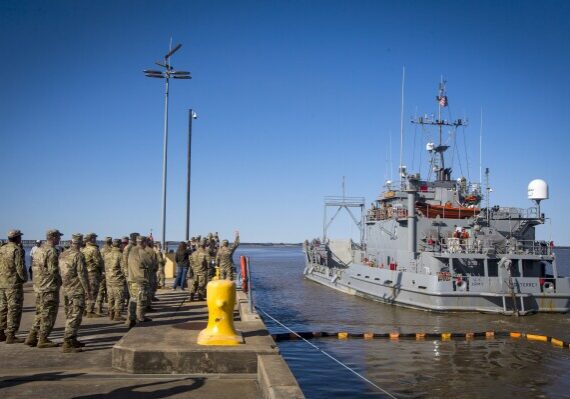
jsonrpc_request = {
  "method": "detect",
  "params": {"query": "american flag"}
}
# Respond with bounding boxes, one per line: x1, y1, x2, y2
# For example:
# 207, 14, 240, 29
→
438, 95, 448, 107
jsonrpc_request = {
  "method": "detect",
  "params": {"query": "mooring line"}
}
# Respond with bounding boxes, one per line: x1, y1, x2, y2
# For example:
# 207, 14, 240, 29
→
257, 307, 399, 399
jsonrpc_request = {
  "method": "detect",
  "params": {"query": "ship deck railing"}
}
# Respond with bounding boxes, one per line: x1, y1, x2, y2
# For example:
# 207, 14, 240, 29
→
422, 238, 552, 256
490, 206, 539, 220
367, 207, 408, 222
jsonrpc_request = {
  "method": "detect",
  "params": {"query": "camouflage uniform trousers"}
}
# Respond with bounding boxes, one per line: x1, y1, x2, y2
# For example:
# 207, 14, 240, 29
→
189, 273, 207, 299
30, 289, 60, 339
96, 274, 107, 313
86, 272, 101, 314
158, 266, 165, 288
219, 266, 235, 281
149, 271, 158, 299
122, 281, 129, 310
127, 282, 148, 322
0, 285, 24, 335
107, 284, 124, 315
63, 293, 85, 341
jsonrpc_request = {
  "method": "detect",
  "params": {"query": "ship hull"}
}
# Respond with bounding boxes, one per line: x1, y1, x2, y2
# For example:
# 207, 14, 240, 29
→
303, 261, 570, 315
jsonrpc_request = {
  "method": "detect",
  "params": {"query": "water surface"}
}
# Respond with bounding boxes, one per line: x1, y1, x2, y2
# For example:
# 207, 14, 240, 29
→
238, 246, 570, 399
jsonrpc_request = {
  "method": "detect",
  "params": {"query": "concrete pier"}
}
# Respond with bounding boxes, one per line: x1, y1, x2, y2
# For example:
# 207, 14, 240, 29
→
0, 281, 304, 399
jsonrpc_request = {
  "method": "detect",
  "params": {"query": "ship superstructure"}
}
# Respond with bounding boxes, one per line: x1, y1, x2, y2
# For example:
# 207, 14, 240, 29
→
303, 82, 569, 315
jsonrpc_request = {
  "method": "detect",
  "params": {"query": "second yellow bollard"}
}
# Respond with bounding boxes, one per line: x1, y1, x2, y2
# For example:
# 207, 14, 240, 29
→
197, 279, 244, 345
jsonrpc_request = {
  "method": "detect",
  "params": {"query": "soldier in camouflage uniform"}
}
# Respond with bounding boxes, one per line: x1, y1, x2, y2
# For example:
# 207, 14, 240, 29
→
126, 236, 152, 327
25, 229, 63, 348
122, 233, 137, 304
216, 231, 240, 280
0, 229, 28, 343
81, 233, 104, 317
144, 238, 159, 307
189, 240, 210, 301
98, 236, 112, 315
60, 233, 91, 353
104, 239, 126, 321
155, 242, 166, 289
206, 234, 218, 280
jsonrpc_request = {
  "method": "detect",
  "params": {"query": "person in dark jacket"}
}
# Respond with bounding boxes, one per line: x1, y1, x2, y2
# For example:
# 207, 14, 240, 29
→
172, 242, 189, 290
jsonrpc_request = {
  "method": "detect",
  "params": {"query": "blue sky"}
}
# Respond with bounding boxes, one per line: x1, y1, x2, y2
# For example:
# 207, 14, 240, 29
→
1, 0, 569, 243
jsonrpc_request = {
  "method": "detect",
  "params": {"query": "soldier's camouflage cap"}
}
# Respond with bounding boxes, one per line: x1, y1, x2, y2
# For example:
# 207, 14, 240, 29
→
136, 235, 146, 242
7, 229, 23, 238
222, 239, 229, 245
112, 238, 121, 246
46, 229, 64, 239
130, 232, 140, 240
121, 236, 129, 241
84, 232, 97, 240
104, 236, 112, 242
71, 233, 83, 243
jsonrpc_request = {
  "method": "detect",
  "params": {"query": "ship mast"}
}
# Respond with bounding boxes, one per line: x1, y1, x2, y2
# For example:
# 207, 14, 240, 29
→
411, 80, 466, 181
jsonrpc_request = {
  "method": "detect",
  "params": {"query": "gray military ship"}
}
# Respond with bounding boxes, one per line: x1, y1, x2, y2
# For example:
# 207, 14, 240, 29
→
303, 82, 570, 315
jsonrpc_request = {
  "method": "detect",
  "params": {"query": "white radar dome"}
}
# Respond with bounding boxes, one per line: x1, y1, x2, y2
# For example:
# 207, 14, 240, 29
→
528, 179, 549, 201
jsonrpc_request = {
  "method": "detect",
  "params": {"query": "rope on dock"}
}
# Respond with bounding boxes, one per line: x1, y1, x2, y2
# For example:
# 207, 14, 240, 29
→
270, 330, 570, 348
257, 307, 399, 399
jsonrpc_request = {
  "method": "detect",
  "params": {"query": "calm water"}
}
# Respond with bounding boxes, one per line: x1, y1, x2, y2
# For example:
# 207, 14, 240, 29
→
236, 246, 570, 399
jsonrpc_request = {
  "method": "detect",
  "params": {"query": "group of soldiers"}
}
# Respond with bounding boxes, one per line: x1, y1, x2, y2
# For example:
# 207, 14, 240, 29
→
0, 229, 168, 353
0, 228, 242, 354
181, 231, 240, 300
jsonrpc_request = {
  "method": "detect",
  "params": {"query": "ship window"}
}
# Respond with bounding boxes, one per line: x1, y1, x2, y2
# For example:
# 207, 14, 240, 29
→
454, 258, 484, 276
487, 260, 498, 277
522, 260, 542, 277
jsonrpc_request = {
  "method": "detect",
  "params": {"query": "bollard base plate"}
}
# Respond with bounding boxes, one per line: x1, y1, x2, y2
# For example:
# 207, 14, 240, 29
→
197, 329, 244, 346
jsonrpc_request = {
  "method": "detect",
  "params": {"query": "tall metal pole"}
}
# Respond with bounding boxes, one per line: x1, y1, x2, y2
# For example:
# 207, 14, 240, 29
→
185, 108, 193, 241
161, 76, 170, 251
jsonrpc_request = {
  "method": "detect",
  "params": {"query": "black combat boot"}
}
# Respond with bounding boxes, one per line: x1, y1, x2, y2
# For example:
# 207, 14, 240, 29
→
189, 293, 194, 302
0, 330, 6, 342
5, 333, 25, 344
138, 317, 152, 322
126, 320, 136, 329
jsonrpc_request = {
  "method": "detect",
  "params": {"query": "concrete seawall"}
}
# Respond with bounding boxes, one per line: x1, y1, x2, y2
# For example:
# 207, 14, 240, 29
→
112, 287, 305, 398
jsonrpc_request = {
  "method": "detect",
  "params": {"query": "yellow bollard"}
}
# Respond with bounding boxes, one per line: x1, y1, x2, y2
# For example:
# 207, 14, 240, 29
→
197, 279, 244, 345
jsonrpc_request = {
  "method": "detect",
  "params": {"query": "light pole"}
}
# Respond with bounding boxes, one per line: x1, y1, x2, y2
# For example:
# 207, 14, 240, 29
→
186, 109, 198, 241
144, 43, 191, 251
